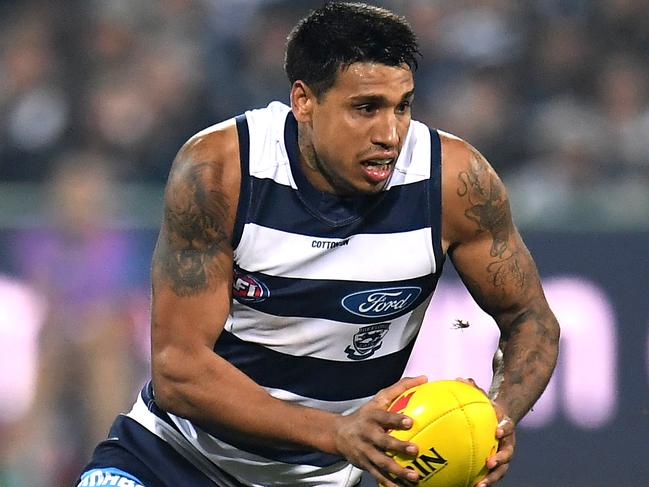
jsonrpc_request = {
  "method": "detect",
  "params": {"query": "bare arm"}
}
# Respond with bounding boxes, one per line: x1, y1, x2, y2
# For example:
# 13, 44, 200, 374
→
441, 134, 560, 424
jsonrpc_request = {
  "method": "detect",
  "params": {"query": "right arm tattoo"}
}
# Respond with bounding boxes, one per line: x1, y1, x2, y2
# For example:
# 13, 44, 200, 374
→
153, 162, 231, 297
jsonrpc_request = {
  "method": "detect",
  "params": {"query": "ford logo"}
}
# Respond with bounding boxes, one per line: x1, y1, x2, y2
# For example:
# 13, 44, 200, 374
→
342, 287, 422, 318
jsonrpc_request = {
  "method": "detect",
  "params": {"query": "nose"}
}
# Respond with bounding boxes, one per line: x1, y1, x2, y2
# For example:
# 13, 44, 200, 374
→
371, 112, 399, 149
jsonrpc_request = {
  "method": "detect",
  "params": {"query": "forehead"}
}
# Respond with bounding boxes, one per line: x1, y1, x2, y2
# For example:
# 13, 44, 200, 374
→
327, 62, 414, 99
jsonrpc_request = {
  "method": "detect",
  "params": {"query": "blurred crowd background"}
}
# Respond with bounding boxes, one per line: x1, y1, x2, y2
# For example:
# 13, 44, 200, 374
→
0, 1, 648, 486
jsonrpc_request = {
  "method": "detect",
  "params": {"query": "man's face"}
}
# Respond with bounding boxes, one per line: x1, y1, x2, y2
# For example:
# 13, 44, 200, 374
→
294, 62, 414, 196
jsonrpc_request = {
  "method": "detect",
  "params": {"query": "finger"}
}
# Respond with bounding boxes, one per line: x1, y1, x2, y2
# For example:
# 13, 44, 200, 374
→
486, 433, 515, 469
366, 463, 399, 487
373, 408, 415, 432
454, 376, 476, 387
399, 374, 428, 385
380, 434, 419, 458
496, 415, 515, 438
394, 375, 428, 394
357, 411, 418, 456
474, 462, 509, 486
486, 446, 513, 470
369, 455, 421, 487
454, 377, 490, 397
375, 375, 428, 407
367, 463, 402, 487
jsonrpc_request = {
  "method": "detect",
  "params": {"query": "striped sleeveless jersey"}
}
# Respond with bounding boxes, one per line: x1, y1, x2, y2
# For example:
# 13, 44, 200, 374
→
130, 102, 445, 486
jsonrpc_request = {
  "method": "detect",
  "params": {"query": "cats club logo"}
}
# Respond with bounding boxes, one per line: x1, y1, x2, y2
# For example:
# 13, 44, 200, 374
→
344, 323, 390, 360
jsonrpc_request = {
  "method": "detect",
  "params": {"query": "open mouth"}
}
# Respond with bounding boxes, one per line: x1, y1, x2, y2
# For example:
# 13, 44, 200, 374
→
361, 158, 395, 183
362, 158, 393, 167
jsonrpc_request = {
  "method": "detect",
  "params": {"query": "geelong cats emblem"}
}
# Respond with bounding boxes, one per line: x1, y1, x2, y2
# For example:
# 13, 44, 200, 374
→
345, 323, 390, 360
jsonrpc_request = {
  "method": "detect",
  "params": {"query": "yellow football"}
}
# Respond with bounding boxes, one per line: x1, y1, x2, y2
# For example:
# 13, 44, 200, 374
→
386, 380, 498, 487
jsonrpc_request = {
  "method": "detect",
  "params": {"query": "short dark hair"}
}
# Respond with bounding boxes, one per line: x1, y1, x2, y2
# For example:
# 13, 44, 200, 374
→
285, 2, 420, 98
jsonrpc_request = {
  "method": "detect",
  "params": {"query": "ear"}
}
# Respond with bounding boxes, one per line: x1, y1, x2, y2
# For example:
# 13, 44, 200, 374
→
290, 80, 315, 123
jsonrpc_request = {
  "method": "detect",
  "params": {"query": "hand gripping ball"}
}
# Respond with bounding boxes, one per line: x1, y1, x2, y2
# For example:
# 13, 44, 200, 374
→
386, 380, 498, 487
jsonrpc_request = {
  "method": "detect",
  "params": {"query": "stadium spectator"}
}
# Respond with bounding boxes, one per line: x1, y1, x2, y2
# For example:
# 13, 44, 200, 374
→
4, 152, 148, 486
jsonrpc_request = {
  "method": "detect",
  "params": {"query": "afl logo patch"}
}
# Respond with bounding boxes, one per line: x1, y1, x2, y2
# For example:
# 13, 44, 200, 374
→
233, 270, 270, 303
342, 287, 421, 318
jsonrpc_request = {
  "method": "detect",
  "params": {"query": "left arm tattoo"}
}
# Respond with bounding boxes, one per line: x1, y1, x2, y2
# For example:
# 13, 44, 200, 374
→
457, 149, 525, 290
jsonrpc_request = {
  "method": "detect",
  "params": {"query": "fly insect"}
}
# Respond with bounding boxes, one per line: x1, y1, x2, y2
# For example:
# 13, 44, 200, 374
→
452, 319, 470, 329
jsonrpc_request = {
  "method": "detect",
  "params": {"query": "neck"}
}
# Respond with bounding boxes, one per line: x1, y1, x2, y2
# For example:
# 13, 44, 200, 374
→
296, 125, 336, 194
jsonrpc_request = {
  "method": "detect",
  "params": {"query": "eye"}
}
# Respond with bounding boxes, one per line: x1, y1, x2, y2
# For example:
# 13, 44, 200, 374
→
396, 100, 412, 114
356, 103, 378, 114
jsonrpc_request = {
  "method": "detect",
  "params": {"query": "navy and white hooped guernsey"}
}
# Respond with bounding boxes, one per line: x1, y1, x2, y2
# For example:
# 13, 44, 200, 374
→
129, 102, 445, 486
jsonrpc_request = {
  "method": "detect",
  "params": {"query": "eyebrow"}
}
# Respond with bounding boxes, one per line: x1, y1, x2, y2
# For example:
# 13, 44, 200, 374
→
350, 89, 415, 105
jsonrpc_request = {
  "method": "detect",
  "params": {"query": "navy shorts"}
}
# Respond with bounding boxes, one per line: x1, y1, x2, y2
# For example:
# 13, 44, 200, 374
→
75, 415, 247, 487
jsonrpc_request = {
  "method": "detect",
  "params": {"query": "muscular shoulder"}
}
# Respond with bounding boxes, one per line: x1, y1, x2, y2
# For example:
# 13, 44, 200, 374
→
168, 119, 240, 196
439, 131, 511, 251
164, 119, 241, 240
